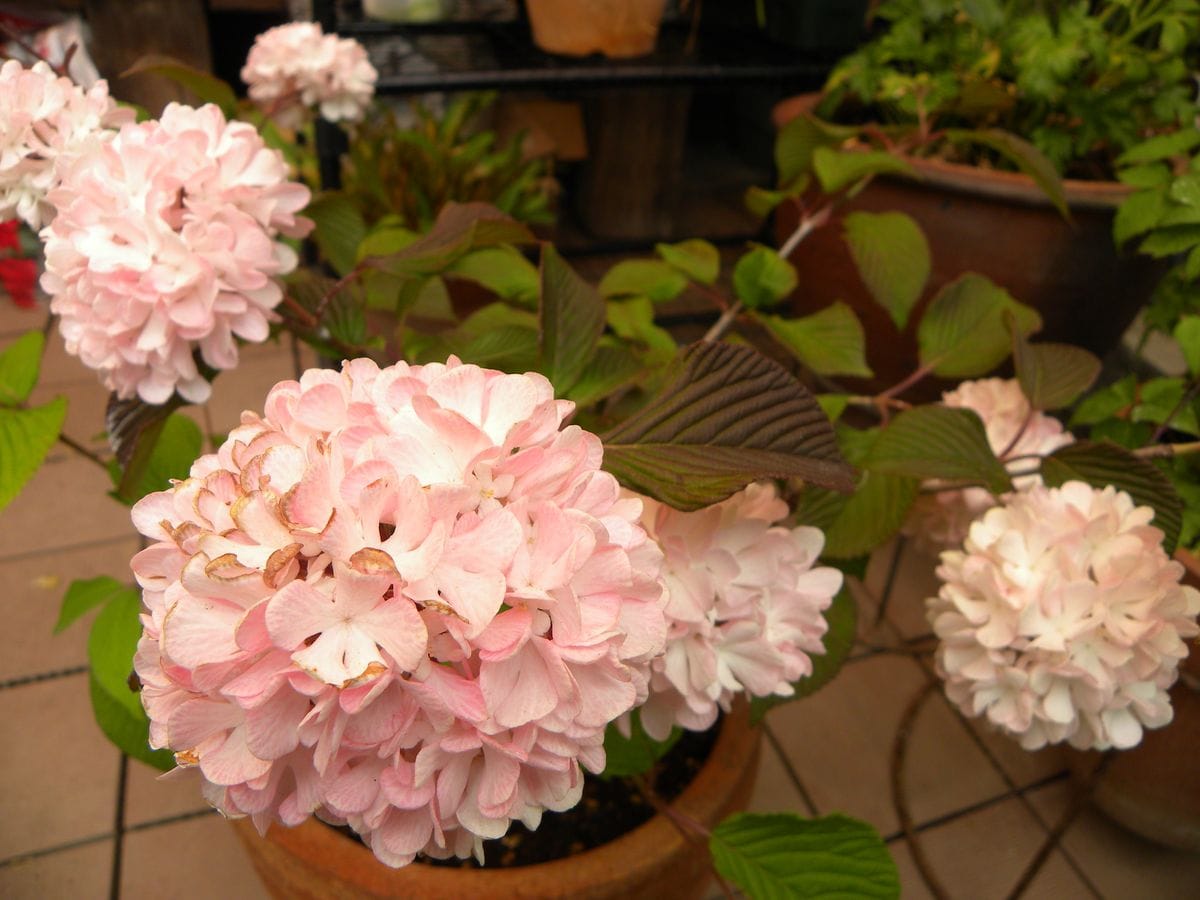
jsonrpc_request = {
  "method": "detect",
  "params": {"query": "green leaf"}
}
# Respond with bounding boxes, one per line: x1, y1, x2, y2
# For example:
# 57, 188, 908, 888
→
733, 245, 798, 310
866, 405, 1012, 494
1011, 328, 1101, 411
0, 398, 66, 513
0, 331, 44, 406
121, 55, 237, 116
917, 274, 1041, 378
946, 128, 1068, 218
656, 239, 720, 286
774, 114, 856, 185
116, 413, 202, 506
812, 147, 913, 194
710, 813, 900, 900
1113, 188, 1167, 246
56, 576, 128, 634
822, 470, 920, 559
446, 246, 539, 306
538, 245, 605, 393
745, 186, 790, 220
1140, 226, 1200, 259
751, 586, 857, 722
1170, 174, 1200, 207
600, 711, 681, 779
842, 211, 930, 329
817, 394, 849, 423
759, 304, 872, 378
599, 259, 688, 304
1070, 375, 1136, 427
1118, 130, 1200, 166
1117, 163, 1172, 189
88, 588, 173, 770
601, 342, 855, 510
607, 296, 679, 363
306, 192, 368, 277
1041, 441, 1183, 554
363, 202, 535, 280
566, 343, 646, 407
1174, 316, 1200, 376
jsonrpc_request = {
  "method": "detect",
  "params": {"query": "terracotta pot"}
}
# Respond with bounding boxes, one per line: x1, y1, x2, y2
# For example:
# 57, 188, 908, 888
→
525, 0, 669, 59
1066, 549, 1200, 851
773, 96, 1163, 398
233, 703, 761, 899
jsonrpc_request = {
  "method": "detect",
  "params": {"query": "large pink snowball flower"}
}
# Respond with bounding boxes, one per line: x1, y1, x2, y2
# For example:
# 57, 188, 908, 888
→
903, 378, 1074, 550
42, 103, 312, 404
0, 60, 132, 229
633, 483, 842, 740
241, 22, 377, 128
929, 481, 1200, 751
130, 358, 667, 868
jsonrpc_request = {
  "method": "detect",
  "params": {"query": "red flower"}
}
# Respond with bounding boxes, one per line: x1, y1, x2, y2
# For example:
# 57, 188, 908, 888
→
0, 256, 37, 308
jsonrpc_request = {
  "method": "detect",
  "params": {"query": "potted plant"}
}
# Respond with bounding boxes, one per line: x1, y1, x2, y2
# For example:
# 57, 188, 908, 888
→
524, 0, 671, 59
3, 15, 1198, 899
763, 0, 1200, 391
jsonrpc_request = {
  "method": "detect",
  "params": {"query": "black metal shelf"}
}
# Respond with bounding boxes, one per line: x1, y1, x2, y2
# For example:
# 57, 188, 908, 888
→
316, 2, 829, 96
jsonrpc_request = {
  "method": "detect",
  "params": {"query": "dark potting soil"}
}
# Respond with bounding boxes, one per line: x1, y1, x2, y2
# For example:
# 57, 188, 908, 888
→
336, 723, 719, 869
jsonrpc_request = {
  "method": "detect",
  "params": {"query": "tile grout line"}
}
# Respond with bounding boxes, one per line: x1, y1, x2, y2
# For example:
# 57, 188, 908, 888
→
0, 532, 132, 566
110, 754, 128, 900
0, 665, 88, 691
881, 769, 1070, 843
761, 722, 819, 817
865, 554, 1107, 900
0, 809, 216, 869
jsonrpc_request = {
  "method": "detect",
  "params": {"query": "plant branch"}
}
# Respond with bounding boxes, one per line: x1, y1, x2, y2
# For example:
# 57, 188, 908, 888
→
998, 406, 1035, 461
631, 774, 736, 900
0, 23, 72, 78
1151, 376, 1200, 443
58, 432, 110, 472
877, 361, 938, 404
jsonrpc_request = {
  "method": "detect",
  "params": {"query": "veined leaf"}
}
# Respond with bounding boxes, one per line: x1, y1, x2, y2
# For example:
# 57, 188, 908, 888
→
306, 192, 368, 276
750, 586, 857, 722
866, 405, 1012, 494
947, 128, 1068, 218
538, 245, 605, 393
599, 259, 687, 303
710, 813, 900, 900
0, 331, 44, 406
821, 470, 920, 559
121, 54, 238, 116
362, 202, 535, 280
56, 576, 129, 634
601, 343, 854, 510
115, 412, 203, 506
1040, 441, 1183, 554
917, 274, 1041, 378
447, 246, 539, 306
1011, 326, 1101, 411
758, 303, 872, 378
812, 147, 913, 193
733, 245, 798, 310
88, 588, 173, 770
656, 239, 720, 285
0, 398, 67, 513
566, 343, 646, 407
843, 211, 930, 329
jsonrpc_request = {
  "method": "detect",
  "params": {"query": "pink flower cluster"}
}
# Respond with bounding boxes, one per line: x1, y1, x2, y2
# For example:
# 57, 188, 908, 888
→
241, 22, 377, 128
634, 484, 841, 740
929, 481, 1200, 751
130, 358, 666, 867
42, 103, 311, 404
0, 60, 131, 229
904, 378, 1074, 549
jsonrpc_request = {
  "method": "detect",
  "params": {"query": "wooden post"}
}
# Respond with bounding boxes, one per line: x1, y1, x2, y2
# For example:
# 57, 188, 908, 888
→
84, 0, 213, 115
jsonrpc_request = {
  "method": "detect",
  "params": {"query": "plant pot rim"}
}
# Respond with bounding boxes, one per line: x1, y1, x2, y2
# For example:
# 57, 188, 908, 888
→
235, 701, 759, 897
773, 92, 1135, 212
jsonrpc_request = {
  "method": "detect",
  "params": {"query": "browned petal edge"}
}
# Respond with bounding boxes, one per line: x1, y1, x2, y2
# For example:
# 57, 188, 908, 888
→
234, 701, 760, 900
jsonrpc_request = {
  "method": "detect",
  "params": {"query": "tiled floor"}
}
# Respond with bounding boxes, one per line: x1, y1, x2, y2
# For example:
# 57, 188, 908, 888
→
2, 303, 1199, 899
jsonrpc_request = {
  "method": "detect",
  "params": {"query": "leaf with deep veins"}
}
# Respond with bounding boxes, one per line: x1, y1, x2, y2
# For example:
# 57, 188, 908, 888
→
601, 343, 854, 510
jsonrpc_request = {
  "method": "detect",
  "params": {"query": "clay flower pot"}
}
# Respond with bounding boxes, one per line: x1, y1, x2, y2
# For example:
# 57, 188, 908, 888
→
525, 0, 669, 59
1065, 549, 1200, 852
233, 703, 761, 899
772, 96, 1163, 397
